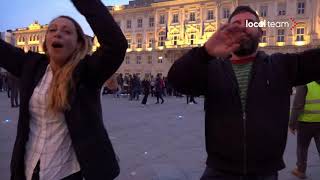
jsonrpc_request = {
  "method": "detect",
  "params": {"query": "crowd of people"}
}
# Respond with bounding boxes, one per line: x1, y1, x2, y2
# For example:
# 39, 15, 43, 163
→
102, 73, 189, 105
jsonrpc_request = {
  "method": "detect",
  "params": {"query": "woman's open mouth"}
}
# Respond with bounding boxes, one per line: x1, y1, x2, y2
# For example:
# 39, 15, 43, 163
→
52, 42, 64, 49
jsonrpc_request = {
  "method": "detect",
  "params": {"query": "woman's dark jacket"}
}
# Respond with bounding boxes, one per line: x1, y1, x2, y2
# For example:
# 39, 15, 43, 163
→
0, 0, 128, 179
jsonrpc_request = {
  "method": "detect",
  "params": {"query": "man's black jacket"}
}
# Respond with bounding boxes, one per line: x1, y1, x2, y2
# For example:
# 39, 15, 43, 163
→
168, 47, 320, 175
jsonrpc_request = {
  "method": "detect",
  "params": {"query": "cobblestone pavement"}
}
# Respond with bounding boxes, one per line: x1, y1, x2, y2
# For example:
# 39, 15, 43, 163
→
0, 93, 319, 180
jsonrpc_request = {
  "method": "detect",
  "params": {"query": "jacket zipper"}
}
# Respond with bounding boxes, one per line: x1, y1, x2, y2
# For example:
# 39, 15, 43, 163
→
228, 62, 248, 175
243, 111, 247, 175
242, 58, 258, 175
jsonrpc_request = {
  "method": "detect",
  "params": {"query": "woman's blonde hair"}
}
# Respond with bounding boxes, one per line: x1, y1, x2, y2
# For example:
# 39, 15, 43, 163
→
43, 16, 89, 113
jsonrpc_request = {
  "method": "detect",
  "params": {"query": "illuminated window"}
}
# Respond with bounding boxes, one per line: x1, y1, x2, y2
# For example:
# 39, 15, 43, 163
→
148, 38, 154, 48
127, 20, 132, 29
158, 32, 166, 47
147, 56, 152, 64
207, 10, 214, 20
137, 38, 142, 48
277, 29, 285, 42
172, 14, 179, 24
278, 3, 286, 16
260, 6, 268, 17
136, 56, 142, 64
125, 56, 130, 64
173, 36, 178, 46
149, 17, 154, 27
127, 39, 132, 49
190, 34, 195, 45
158, 57, 163, 63
159, 15, 165, 24
189, 12, 196, 21
223, 8, 230, 19
137, 19, 143, 28
297, 1, 305, 14
296, 27, 305, 41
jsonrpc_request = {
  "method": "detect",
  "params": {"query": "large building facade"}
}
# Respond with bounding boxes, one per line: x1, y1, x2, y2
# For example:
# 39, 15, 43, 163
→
9, 21, 93, 54
94, 0, 320, 76
4, 0, 320, 77
13, 21, 48, 53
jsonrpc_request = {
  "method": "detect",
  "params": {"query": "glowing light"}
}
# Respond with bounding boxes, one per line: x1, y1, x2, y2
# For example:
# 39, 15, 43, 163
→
113, 5, 124, 11
147, 48, 153, 51
258, 42, 267, 47
28, 22, 41, 30
276, 42, 285, 46
294, 41, 306, 46
158, 46, 164, 50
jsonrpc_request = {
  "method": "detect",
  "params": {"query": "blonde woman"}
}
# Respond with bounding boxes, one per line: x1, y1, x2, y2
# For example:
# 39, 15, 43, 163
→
0, 0, 127, 180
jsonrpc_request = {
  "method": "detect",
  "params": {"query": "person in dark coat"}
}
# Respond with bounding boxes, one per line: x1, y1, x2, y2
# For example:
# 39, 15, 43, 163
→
155, 74, 164, 104
7, 73, 20, 107
0, 0, 127, 179
141, 75, 151, 105
168, 6, 320, 180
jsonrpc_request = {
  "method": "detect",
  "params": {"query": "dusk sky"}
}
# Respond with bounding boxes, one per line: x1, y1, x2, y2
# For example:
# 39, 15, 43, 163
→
0, 0, 130, 36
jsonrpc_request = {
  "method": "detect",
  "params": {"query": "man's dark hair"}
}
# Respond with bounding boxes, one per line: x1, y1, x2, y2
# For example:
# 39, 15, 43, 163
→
228, 6, 259, 23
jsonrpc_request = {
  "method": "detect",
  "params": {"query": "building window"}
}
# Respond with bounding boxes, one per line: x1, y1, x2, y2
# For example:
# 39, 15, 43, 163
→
148, 38, 154, 48
173, 36, 178, 46
137, 18, 143, 28
277, 29, 285, 42
125, 56, 130, 64
136, 56, 142, 64
207, 10, 214, 20
260, 6, 268, 17
158, 31, 166, 47
261, 30, 267, 43
278, 3, 286, 16
158, 57, 163, 63
172, 14, 179, 24
127, 39, 132, 49
190, 34, 195, 45
297, 1, 305, 14
189, 12, 196, 21
137, 38, 142, 48
223, 8, 230, 19
160, 15, 165, 24
149, 17, 154, 27
127, 20, 132, 29
296, 27, 305, 41
147, 56, 152, 64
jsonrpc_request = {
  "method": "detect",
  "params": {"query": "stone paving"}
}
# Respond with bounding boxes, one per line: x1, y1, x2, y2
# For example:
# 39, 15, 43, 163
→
0, 92, 319, 180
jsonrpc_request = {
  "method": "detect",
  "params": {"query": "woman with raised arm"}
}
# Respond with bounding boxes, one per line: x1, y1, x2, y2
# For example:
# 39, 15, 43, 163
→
0, 0, 127, 180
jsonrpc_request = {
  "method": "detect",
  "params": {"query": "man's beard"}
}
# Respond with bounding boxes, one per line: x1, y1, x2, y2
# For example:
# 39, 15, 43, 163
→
233, 34, 260, 57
